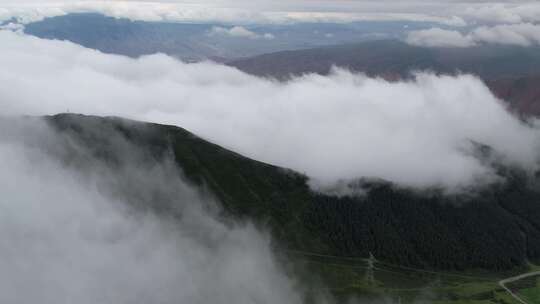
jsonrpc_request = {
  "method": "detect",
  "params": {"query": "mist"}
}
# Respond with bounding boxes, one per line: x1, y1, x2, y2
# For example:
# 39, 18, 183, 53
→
1, 30, 540, 190
0, 117, 309, 304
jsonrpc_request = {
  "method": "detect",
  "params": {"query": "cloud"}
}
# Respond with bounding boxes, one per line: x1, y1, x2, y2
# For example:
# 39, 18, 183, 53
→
406, 27, 475, 47
266, 12, 467, 26
0, 21, 23, 32
471, 23, 540, 46
1, 31, 540, 191
464, 3, 540, 24
0, 1, 467, 26
209, 26, 274, 39
263, 32, 275, 39
4, 1, 540, 27
406, 23, 540, 47
0, 117, 306, 304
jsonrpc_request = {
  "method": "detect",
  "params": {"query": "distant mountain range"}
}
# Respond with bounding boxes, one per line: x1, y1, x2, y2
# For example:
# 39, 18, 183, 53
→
488, 76, 540, 116
18, 114, 540, 271
23, 13, 540, 115
228, 40, 540, 115
24, 13, 431, 61
228, 40, 540, 80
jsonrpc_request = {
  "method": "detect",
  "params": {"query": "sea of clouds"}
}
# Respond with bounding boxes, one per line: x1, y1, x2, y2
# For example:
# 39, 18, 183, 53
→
3, 3, 540, 303
2, 30, 540, 191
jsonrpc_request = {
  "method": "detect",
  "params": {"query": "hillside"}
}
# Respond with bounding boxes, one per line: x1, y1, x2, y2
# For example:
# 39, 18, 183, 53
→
25, 114, 540, 271
487, 76, 540, 116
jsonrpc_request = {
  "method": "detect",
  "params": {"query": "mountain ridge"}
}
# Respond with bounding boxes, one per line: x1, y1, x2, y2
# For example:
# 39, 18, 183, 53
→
16, 113, 540, 271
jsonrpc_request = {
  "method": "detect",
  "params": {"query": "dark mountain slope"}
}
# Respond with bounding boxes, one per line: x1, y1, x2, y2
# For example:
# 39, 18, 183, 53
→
228, 40, 540, 80
487, 76, 540, 116
20, 114, 540, 271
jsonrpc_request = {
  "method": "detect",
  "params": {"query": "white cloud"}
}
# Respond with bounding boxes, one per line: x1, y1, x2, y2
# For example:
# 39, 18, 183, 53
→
1, 31, 540, 191
3, 1, 540, 27
210, 26, 257, 38
464, 3, 540, 24
209, 25, 273, 39
267, 11, 467, 26
471, 23, 540, 47
407, 27, 475, 48
0, 21, 23, 32
0, 1, 467, 26
407, 23, 540, 48
0, 119, 305, 304
263, 32, 275, 39
227, 25, 257, 38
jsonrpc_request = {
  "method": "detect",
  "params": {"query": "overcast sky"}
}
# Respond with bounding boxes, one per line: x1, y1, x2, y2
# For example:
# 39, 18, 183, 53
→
0, 1, 539, 26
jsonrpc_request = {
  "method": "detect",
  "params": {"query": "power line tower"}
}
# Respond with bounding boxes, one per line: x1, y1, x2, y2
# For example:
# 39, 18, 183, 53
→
365, 252, 376, 286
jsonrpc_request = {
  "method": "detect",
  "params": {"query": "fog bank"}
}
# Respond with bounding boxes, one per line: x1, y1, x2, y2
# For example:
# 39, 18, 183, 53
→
0, 118, 304, 304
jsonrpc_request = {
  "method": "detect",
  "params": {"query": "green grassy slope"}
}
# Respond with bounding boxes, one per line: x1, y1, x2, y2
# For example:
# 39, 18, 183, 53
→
288, 250, 540, 303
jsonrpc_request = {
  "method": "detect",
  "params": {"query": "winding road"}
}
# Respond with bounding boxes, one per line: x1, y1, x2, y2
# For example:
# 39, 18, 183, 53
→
499, 271, 540, 304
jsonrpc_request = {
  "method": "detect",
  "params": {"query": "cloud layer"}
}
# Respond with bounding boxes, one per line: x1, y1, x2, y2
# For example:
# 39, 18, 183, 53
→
2, 1, 540, 28
0, 118, 305, 304
464, 3, 540, 24
0, 1, 467, 25
406, 27, 476, 48
407, 23, 540, 48
2, 30, 539, 191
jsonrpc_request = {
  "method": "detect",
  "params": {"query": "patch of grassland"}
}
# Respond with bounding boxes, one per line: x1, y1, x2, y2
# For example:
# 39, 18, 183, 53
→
291, 252, 518, 304
517, 276, 540, 303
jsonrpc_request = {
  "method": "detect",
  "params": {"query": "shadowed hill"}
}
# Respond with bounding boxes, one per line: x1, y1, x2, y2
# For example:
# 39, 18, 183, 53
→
487, 76, 540, 116
20, 114, 540, 272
